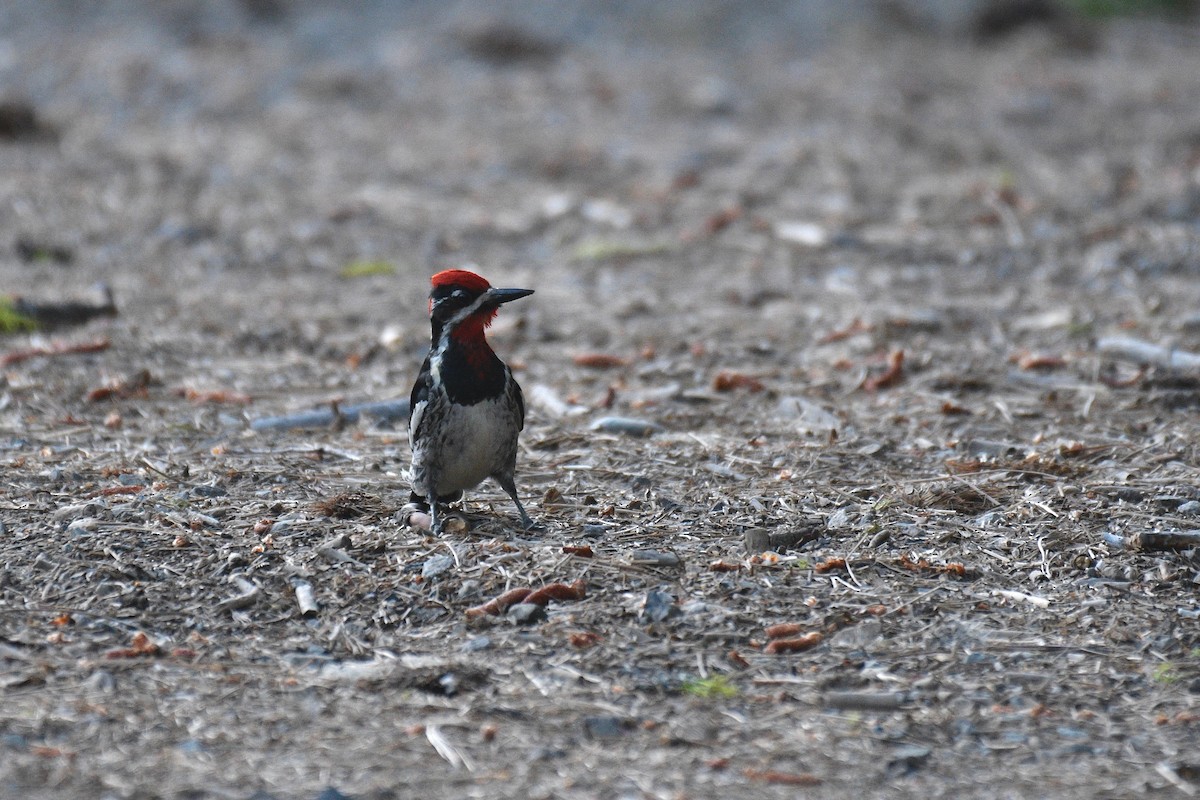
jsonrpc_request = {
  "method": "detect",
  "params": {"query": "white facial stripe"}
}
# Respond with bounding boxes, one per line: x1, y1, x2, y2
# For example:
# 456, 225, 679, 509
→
444, 291, 492, 327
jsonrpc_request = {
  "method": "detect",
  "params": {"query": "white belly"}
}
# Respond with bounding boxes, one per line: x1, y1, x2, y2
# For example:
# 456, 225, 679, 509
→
410, 394, 519, 496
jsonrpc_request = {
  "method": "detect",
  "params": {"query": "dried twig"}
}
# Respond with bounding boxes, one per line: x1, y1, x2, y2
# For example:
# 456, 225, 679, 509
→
822, 691, 907, 711
744, 526, 821, 554
1096, 337, 1200, 372
465, 579, 586, 619
292, 579, 318, 617
3, 285, 116, 331
425, 725, 475, 771
216, 576, 260, 612
0, 336, 110, 367
250, 399, 410, 431
861, 349, 904, 391
1103, 529, 1200, 553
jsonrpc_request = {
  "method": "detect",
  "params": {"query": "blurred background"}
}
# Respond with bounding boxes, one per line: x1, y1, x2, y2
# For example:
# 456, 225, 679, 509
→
2, 0, 1199, 391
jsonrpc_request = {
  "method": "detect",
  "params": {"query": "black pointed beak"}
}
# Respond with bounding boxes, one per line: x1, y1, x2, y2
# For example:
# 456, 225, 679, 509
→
485, 287, 534, 306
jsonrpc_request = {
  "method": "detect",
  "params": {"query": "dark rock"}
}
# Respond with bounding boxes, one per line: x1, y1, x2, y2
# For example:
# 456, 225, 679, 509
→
583, 715, 628, 740
508, 603, 547, 625
641, 590, 679, 623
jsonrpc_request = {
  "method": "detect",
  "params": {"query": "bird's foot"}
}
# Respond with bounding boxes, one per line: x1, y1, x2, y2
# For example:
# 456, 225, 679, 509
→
437, 512, 470, 535
399, 502, 433, 532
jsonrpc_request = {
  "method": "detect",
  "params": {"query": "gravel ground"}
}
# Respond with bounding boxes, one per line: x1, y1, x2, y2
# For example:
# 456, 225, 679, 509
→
1, 2, 1199, 798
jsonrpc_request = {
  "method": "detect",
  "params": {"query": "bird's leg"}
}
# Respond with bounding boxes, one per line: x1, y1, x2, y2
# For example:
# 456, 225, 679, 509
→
512, 496, 533, 530
495, 474, 533, 530
429, 496, 443, 535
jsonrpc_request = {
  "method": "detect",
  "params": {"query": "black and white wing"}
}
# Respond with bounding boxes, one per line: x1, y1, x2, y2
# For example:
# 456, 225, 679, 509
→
408, 354, 434, 439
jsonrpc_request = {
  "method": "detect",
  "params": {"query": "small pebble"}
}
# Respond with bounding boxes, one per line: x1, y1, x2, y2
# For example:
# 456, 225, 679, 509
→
421, 554, 454, 579
437, 673, 459, 696
629, 550, 681, 568
582, 715, 627, 740
405, 510, 433, 531
461, 636, 491, 653
589, 417, 662, 437
640, 590, 679, 623
582, 524, 609, 539
887, 744, 931, 773
508, 603, 547, 625
85, 670, 116, 693
1177, 500, 1200, 515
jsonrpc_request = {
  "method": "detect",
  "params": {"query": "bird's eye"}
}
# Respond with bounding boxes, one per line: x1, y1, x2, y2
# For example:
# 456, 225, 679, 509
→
452, 290, 467, 300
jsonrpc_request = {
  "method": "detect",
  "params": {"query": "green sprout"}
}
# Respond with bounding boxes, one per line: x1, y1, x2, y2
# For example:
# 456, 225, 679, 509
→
339, 260, 397, 279
682, 675, 739, 700
0, 299, 37, 333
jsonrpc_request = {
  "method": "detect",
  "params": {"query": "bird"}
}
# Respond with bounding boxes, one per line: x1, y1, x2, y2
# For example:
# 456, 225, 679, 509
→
406, 268, 534, 534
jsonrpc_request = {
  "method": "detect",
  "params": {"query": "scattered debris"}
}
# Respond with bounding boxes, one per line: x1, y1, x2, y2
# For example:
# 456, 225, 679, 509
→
104, 632, 162, 659
86, 370, 153, 403
640, 590, 679, 623
713, 371, 766, 392
744, 526, 823, 554
572, 352, 629, 369
0, 99, 55, 141
174, 387, 252, 405
862, 349, 905, 391
764, 632, 823, 654
216, 576, 261, 613
1097, 336, 1200, 372
1103, 529, 1200, 553
1, 336, 111, 367
589, 417, 662, 437
250, 398, 410, 431
457, 23, 561, 64
742, 769, 822, 786
292, 579, 318, 617
465, 580, 586, 619
774, 220, 828, 247
338, 260, 396, 279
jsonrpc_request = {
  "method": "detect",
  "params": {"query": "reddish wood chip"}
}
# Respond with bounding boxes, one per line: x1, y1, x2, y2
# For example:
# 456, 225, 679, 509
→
466, 579, 587, 618
817, 317, 871, 344
945, 458, 986, 474
813, 557, 847, 573
861, 349, 904, 391
1, 337, 110, 367
573, 353, 629, 368
569, 631, 602, 649
524, 579, 587, 606
94, 485, 144, 497
764, 623, 804, 640
940, 400, 971, 415
465, 588, 533, 619
85, 369, 152, 403
105, 631, 161, 659
1013, 351, 1068, 370
175, 387, 253, 405
707, 560, 741, 572
703, 205, 742, 235
743, 768, 822, 786
562, 545, 594, 558
713, 371, 765, 392
763, 632, 824, 654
